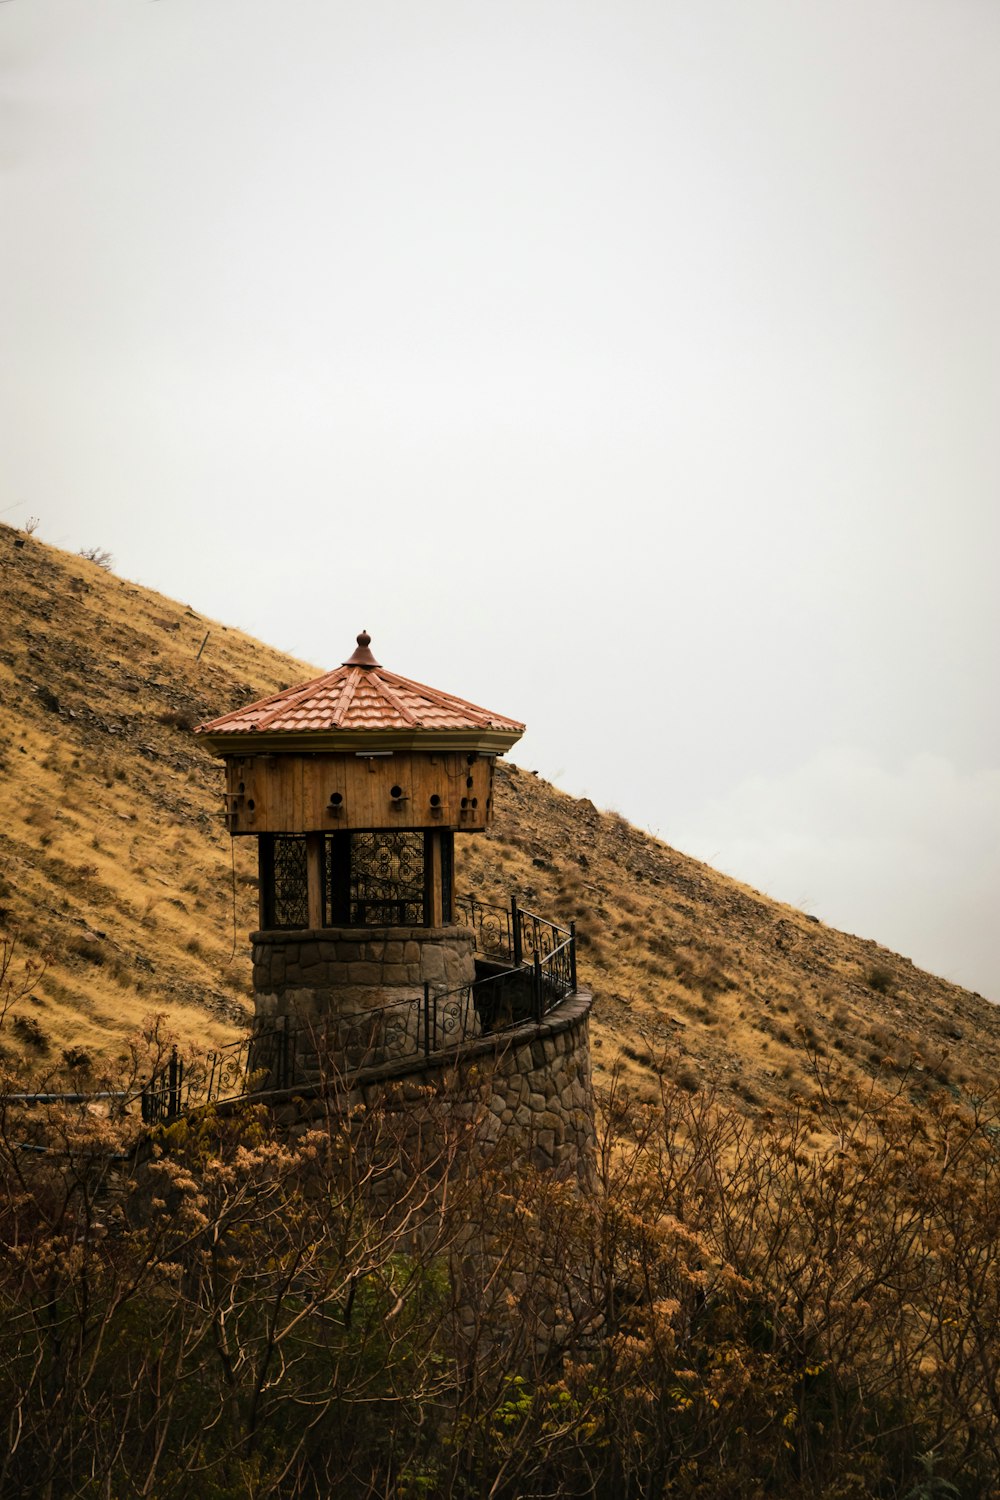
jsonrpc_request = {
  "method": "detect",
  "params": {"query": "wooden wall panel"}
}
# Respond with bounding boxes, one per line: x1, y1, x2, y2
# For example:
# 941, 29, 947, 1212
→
224, 751, 497, 835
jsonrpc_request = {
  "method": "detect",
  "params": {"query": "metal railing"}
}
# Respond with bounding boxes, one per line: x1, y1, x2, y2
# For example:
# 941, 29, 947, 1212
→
140, 1026, 299, 1123
140, 1048, 185, 1124
456, 894, 518, 961
455, 895, 575, 971
141, 898, 578, 1122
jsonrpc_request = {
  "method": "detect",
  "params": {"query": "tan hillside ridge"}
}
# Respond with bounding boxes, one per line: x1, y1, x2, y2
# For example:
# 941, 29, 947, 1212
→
2, 522, 998, 1116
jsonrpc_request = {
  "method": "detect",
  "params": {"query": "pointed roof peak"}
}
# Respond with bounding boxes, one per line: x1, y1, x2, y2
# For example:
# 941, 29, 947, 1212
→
343, 630, 380, 668
195, 631, 524, 754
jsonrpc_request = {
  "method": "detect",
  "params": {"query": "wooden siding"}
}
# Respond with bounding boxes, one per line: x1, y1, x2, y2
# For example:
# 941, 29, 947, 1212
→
223, 751, 497, 835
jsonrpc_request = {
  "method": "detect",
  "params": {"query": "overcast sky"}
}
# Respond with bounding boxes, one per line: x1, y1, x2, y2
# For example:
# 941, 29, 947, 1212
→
3, 0, 998, 1000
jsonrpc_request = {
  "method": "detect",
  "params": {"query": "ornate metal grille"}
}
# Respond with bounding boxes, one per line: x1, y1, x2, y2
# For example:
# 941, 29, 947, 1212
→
347, 831, 427, 927
262, 834, 309, 930
440, 831, 454, 925
325, 832, 351, 926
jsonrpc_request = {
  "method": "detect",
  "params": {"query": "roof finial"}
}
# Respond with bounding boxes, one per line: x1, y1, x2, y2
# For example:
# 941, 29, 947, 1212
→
343, 629, 380, 669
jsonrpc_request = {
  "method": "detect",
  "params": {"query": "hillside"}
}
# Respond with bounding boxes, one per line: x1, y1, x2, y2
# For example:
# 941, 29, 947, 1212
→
2, 522, 998, 1115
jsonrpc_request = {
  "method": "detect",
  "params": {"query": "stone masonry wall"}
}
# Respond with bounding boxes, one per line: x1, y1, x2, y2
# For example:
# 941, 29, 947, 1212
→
481, 1003, 595, 1179
252, 925, 476, 1002
262, 993, 596, 1355
245, 924, 594, 1184
278, 992, 596, 1190
251, 925, 477, 1068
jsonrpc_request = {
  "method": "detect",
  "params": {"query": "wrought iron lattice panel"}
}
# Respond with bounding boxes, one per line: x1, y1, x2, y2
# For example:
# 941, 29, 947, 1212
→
440, 831, 454, 925
349, 831, 426, 927
270, 835, 309, 930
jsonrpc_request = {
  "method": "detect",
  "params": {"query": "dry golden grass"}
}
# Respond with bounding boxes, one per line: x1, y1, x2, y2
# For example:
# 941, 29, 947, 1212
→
2, 523, 998, 1116
456, 754, 1000, 1118
0, 525, 309, 1063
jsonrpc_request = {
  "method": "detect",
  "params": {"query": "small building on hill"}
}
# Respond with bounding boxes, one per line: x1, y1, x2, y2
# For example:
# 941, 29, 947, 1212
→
194, 633, 595, 1182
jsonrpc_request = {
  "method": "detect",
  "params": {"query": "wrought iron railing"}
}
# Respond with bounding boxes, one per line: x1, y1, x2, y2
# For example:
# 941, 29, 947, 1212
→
140, 1048, 185, 1124
142, 898, 578, 1122
455, 895, 575, 971
456, 895, 517, 961
208, 1024, 298, 1099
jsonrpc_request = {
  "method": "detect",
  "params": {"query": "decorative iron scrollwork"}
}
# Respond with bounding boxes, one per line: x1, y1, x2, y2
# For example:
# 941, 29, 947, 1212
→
349, 831, 426, 926
214, 1049, 250, 1098
479, 911, 506, 954
439, 998, 464, 1037
455, 896, 514, 961
383, 1007, 409, 1051
264, 835, 309, 930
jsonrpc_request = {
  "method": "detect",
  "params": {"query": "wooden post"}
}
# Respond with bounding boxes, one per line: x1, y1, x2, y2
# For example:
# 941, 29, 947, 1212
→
427, 831, 444, 927
305, 833, 324, 929
257, 834, 272, 930
440, 830, 455, 924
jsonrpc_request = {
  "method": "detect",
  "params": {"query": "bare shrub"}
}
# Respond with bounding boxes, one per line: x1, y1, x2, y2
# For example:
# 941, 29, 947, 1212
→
1, 1026, 999, 1498
867, 964, 894, 994
78, 545, 114, 569
156, 708, 196, 731
13, 1014, 48, 1051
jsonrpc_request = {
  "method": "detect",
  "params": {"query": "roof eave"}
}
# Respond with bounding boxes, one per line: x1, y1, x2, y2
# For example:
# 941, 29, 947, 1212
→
196, 727, 525, 758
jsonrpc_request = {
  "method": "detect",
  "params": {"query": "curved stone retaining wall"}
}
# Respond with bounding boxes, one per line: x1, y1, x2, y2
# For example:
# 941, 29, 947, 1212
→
248, 934, 595, 1190
266, 991, 596, 1188
479, 996, 595, 1178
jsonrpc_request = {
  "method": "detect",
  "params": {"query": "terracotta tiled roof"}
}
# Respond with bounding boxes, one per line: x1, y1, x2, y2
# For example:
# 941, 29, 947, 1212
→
195, 633, 524, 745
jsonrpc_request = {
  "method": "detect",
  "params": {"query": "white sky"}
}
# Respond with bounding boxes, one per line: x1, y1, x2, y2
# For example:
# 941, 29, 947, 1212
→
3, 0, 998, 999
